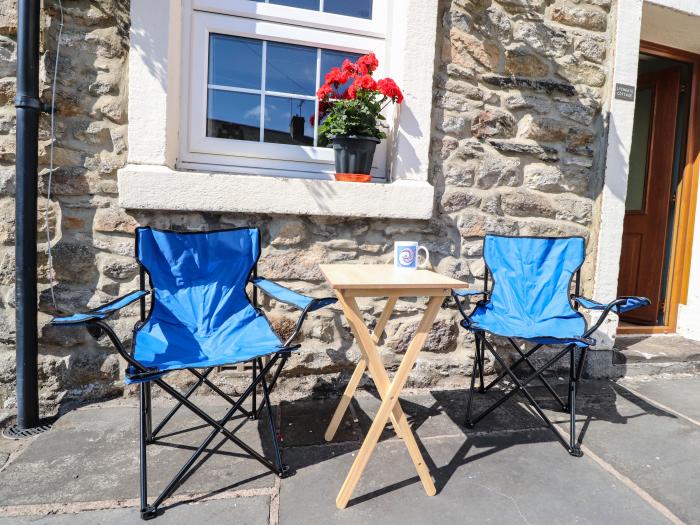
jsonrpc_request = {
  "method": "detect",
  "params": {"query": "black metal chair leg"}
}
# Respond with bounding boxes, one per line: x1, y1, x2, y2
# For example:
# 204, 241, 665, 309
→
476, 335, 485, 393
258, 358, 288, 477
251, 359, 258, 420
568, 348, 583, 457
465, 333, 481, 428
139, 384, 157, 520
144, 382, 153, 442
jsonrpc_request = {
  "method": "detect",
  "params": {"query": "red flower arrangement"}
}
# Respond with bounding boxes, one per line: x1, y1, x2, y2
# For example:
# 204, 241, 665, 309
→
315, 53, 404, 142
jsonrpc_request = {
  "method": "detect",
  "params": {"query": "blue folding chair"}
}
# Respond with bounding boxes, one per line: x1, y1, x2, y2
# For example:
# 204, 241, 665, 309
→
51, 227, 335, 519
453, 235, 649, 456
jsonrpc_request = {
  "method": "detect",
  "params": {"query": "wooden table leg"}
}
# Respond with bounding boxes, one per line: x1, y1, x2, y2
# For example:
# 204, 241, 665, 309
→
324, 297, 399, 442
335, 293, 443, 509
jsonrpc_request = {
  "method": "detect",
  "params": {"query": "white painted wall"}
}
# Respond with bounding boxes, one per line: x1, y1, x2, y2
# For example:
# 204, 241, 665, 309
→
127, 0, 181, 167
592, 0, 643, 348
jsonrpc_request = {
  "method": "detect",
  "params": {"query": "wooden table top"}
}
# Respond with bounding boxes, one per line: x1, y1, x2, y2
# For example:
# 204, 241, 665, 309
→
319, 264, 467, 290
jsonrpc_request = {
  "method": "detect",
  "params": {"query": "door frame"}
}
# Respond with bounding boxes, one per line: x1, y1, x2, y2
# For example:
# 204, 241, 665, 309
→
618, 40, 700, 335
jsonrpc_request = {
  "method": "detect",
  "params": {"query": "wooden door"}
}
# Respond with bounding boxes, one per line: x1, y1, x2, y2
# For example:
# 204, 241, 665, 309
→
618, 67, 681, 325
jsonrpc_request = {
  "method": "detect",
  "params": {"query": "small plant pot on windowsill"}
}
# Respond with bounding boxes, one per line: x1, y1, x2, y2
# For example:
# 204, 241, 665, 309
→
331, 135, 380, 183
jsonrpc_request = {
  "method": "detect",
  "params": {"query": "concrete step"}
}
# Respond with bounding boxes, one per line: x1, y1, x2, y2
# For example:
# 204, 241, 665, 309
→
612, 335, 700, 377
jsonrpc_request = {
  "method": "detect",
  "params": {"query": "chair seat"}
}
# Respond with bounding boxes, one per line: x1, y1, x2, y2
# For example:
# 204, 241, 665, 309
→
133, 309, 286, 374
467, 303, 589, 347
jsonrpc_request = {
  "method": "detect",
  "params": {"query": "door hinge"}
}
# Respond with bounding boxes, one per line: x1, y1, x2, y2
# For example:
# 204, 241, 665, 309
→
659, 301, 666, 315
681, 83, 688, 93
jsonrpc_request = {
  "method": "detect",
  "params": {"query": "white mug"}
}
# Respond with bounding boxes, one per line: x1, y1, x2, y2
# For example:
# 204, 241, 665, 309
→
394, 241, 430, 270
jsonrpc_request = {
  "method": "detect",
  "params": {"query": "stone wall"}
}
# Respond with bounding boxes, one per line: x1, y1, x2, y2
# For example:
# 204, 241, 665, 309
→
0, 0, 616, 413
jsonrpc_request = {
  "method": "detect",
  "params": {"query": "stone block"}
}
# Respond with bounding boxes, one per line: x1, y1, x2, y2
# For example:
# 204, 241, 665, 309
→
496, 0, 546, 14
517, 115, 568, 142
471, 108, 516, 139
0, 0, 17, 36
474, 152, 521, 188
504, 47, 549, 77
556, 55, 606, 87
575, 34, 607, 63
441, 190, 482, 213
551, 2, 607, 31
556, 100, 596, 125
504, 93, 552, 114
513, 20, 571, 58
449, 29, 501, 69
387, 319, 459, 354
93, 207, 138, 234
51, 241, 97, 284
0, 35, 16, 77
523, 162, 588, 194
501, 189, 557, 219
487, 139, 559, 162
270, 218, 308, 247
482, 74, 576, 96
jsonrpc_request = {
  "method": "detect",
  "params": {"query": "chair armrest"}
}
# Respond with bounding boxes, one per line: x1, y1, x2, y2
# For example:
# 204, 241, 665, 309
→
573, 296, 650, 314
251, 277, 336, 312
51, 290, 149, 326
453, 289, 487, 298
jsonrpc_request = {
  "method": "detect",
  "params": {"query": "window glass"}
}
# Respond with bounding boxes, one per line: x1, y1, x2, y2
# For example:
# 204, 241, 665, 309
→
208, 34, 262, 89
266, 42, 316, 96
206, 33, 362, 146
252, 0, 372, 19
264, 96, 314, 145
320, 49, 361, 92
207, 90, 261, 141
324, 0, 372, 19
626, 87, 654, 211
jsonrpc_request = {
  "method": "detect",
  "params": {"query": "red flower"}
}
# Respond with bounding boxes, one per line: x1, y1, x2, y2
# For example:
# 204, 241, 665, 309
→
377, 77, 404, 103
325, 67, 350, 87
355, 74, 378, 91
309, 114, 315, 126
357, 53, 379, 75
346, 75, 377, 99
316, 83, 334, 100
342, 59, 358, 77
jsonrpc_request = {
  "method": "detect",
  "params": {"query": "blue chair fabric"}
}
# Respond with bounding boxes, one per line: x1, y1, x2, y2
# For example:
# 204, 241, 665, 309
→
132, 228, 285, 375
465, 235, 589, 346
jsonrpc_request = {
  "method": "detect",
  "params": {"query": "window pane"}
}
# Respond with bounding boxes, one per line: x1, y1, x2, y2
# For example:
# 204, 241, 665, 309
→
264, 96, 313, 146
320, 49, 362, 92
209, 34, 262, 89
268, 0, 320, 9
626, 87, 654, 211
324, 0, 372, 19
207, 89, 261, 141
266, 42, 317, 96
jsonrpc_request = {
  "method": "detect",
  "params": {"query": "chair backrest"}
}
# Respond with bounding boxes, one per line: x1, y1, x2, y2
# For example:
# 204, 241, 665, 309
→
483, 235, 585, 333
136, 227, 260, 334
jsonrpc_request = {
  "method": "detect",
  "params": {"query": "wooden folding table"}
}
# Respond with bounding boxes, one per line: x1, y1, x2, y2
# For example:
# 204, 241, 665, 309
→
319, 264, 467, 509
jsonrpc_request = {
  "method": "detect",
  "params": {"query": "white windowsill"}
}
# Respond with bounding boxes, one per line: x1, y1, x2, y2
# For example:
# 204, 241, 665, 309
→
117, 164, 435, 219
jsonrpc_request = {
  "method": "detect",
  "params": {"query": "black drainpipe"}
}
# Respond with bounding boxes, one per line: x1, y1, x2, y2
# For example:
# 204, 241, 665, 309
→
13, 0, 43, 431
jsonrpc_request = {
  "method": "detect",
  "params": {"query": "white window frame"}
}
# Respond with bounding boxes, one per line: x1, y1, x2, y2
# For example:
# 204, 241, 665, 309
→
181, 10, 389, 180
193, 0, 388, 38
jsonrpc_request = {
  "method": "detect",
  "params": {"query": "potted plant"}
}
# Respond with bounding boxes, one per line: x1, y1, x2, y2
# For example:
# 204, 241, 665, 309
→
315, 53, 404, 182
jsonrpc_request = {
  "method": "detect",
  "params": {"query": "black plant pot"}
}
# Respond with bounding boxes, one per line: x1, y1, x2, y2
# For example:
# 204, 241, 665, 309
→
330, 135, 380, 181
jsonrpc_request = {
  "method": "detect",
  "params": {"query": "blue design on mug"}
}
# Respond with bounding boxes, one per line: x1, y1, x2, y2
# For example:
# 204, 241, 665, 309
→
395, 244, 418, 268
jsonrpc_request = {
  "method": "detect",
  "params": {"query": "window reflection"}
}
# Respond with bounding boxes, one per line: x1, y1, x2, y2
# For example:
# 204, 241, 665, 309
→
324, 0, 372, 19
207, 90, 261, 141
320, 49, 362, 93
208, 35, 262, 89
266, 42, 316, 96
252, 0, 372, 19
264, 96, 314, 145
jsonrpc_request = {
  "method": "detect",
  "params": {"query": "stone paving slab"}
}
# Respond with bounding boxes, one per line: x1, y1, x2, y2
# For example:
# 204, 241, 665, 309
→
280, 398, 361, 447
0, 401, 278, 506
619, 376, 700, 421
351, 389, 544, 441
0, 496, 270, 524
539, 381, 700, 525
279, 430, 671, 525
